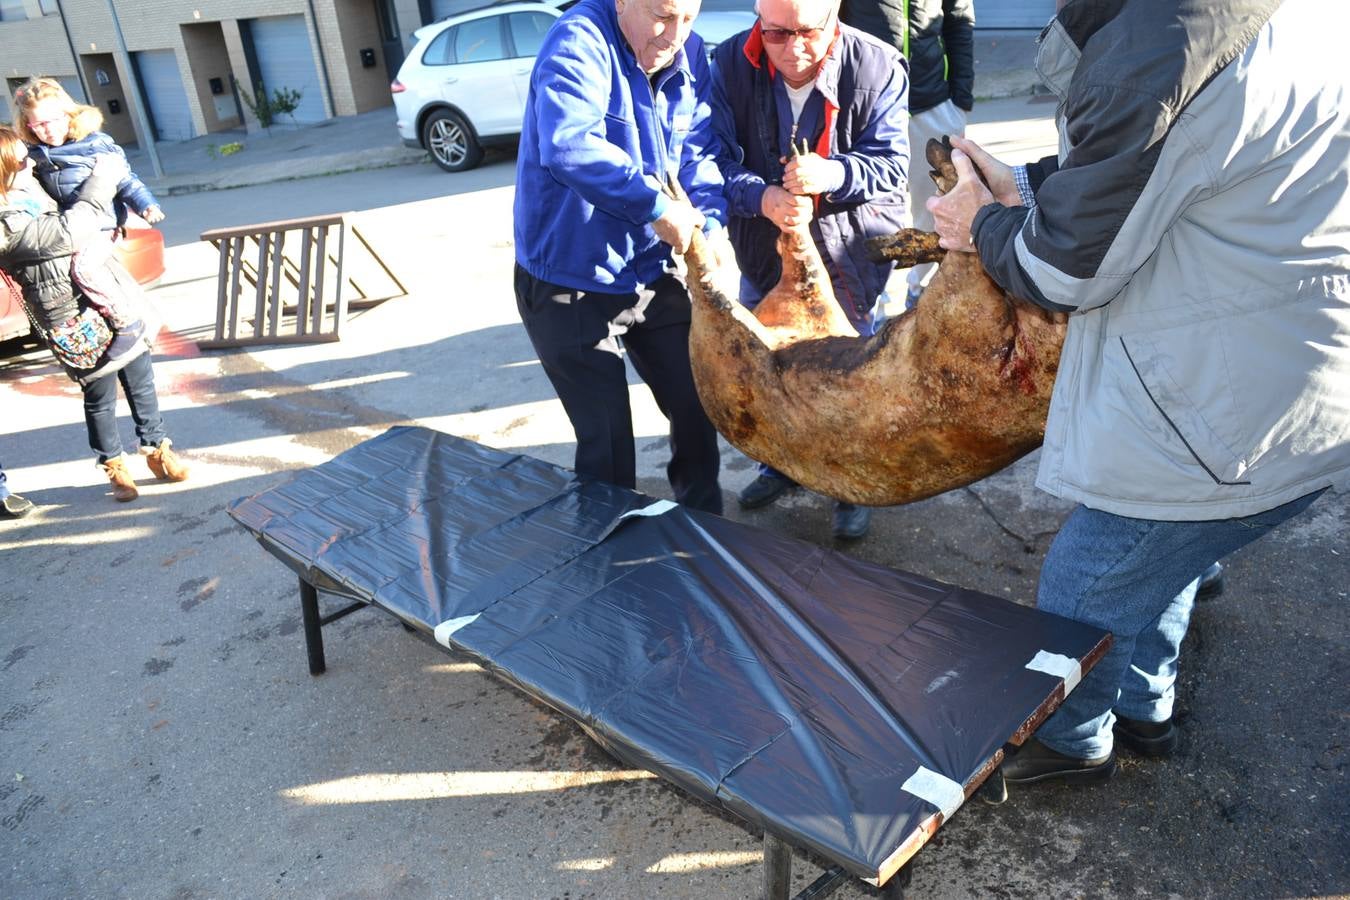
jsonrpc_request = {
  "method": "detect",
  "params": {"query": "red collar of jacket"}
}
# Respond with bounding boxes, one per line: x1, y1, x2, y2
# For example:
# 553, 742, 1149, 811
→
741, 21, 842, 157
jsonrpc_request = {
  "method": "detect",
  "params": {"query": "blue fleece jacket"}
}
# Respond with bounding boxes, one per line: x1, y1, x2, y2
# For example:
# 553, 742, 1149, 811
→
30, 132, 160, 229
513, 0, 727, 293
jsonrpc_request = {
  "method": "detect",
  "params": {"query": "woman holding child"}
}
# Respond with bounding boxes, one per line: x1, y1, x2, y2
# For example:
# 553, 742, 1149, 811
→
0, 88, 188, 503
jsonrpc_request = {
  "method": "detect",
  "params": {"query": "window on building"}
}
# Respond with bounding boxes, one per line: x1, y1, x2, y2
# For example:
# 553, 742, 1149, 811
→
39, 0, 59, 15
0, 0, 29, 23
507, 13, 554, 59
453, 16, 504, 64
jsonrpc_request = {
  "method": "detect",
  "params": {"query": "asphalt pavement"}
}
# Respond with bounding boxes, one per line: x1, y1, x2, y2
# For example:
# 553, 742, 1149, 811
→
2, 59, 1347, 900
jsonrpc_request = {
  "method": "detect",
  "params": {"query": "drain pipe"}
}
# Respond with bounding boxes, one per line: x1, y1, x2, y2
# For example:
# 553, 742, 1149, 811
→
304, 0, 337, 118
53, 0, 91, 103
102, 0, 163, 177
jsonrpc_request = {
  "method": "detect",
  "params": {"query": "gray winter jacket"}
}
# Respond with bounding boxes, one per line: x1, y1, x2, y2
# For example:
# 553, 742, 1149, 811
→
972, 0, 1350, 520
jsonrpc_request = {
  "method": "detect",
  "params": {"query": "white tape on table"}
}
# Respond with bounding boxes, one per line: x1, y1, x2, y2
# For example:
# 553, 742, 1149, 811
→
901, 765, 965, 822
1025, 649, 1082, 694
434, 614, 480, 648
619, 500, 678, 520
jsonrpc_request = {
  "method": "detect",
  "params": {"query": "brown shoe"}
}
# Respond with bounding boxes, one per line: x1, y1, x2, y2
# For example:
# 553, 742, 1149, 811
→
143, 439, 190, 482
101, 455, 139, 502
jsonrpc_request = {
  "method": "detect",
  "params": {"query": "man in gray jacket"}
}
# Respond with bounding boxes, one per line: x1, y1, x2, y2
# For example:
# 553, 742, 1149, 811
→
928, 0, 1350, 785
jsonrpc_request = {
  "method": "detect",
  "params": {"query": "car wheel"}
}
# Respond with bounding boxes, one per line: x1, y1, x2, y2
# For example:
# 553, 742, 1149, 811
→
423, 109, 484, 173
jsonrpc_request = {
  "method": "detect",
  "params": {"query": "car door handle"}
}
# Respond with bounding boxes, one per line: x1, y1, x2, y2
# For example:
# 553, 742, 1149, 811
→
442, 77, 458, 85
515, 68, 530, 75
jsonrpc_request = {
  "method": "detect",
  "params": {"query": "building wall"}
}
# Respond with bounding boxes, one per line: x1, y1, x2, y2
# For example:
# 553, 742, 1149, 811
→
180, 21, 241, 132
79, 53, 137, 146
0, 0, 415, 139
331, 0, 390, 114
1, 11, 76, 123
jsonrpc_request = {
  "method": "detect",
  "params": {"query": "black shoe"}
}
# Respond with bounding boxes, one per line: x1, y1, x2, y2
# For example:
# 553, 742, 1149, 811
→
1113, 714, 1177, 758
832, 502, 872, 540
737, 474, 792, 509
2, 493, 34, 519
1196, 562, 1224, 601
1000, 737, 1117, 785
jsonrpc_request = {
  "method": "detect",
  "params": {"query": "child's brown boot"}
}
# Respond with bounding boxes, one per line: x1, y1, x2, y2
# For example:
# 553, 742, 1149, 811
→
144, 439, 190, 482
101, 456, 139, 502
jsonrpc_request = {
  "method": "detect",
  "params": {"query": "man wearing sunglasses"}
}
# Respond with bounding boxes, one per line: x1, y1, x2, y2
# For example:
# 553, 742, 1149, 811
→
709, 0, 910, 540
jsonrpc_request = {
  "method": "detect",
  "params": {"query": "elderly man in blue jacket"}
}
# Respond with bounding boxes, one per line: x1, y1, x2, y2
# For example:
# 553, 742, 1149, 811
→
710, 0, 909, 539
514, 0, 731, 515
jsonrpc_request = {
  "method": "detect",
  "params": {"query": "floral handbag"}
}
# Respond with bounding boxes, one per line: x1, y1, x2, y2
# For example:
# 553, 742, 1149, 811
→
48, 306, 115, 369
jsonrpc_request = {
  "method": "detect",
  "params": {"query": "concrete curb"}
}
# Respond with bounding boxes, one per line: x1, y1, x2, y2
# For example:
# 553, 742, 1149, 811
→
148, 146, 430, 197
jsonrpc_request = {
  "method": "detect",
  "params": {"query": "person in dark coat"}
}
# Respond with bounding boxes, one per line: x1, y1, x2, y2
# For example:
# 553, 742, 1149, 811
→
710, 0, 910, 539
0, 126, 188, 503
840, 0, 973, 305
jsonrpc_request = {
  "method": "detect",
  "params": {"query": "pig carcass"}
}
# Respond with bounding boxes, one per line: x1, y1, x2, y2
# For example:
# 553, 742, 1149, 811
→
683, 139, 1068, 507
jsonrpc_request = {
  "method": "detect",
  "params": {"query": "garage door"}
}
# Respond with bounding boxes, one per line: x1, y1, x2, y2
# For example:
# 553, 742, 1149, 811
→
247, 15, 327, 123
976, 0, 1056, 29
132, 49, 195, 142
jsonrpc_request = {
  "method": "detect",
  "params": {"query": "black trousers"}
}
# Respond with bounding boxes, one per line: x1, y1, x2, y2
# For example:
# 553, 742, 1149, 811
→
514, 264, 723, 515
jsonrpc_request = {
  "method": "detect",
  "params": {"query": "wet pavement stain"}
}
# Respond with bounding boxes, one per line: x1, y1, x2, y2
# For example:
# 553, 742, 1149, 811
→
1, 794, 45, 831
2, 645, 34, 671
177, 576, 219, 612
144, 658, 175, 675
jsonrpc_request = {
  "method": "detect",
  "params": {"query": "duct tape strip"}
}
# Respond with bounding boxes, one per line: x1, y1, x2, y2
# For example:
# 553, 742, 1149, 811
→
901, 766, 964, 822
434, 614, 481, 649
1026, 649, 1081, 694
619, 500, 678, 520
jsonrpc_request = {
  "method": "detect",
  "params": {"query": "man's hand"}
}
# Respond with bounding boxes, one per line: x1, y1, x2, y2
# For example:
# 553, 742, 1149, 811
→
652, 198, 706, 253
949, 136, 1020, 207
141, 205, 166, 225
782, 152, 839, 196
704, 226, 735, 272
926, 148, 996, 253
761, 185, 813, 231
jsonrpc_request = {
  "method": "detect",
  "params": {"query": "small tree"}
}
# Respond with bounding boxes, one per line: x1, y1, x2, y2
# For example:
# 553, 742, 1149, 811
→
234, 78, 305, 131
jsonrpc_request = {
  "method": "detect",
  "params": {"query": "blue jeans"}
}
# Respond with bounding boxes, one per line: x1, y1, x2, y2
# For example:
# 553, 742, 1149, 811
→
82, 352, 167, 463
1035, 489, 1325, 759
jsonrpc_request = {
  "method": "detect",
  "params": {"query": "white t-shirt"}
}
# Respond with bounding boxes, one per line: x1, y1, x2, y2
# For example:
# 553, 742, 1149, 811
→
785, 81, 815, 124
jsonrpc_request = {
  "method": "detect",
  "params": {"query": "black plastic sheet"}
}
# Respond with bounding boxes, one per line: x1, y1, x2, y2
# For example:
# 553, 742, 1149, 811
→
229, 426, 1109, 881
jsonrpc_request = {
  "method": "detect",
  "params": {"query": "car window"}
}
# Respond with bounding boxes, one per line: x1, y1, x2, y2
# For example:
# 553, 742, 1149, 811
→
422, 28, 454, 66
507, 12, 554, 58
454, 16, 506, 63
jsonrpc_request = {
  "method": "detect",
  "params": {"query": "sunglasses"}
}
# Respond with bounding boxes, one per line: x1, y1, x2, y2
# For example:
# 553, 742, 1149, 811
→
760, 10, 834, 44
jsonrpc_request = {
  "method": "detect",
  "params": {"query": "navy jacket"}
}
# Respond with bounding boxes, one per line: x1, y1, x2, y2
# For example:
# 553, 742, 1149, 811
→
30, 132, 160, 228
513, 0, 727, 293
711, 23, 909, 326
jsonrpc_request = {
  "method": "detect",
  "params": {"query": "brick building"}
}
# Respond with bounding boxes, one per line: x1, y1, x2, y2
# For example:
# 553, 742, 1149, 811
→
0, 0, 472, 146
1, 0, 1057, 148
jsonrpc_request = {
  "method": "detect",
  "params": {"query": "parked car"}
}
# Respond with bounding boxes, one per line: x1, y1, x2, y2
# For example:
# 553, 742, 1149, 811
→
392, 0, 757, 172
0, 227, 165, 349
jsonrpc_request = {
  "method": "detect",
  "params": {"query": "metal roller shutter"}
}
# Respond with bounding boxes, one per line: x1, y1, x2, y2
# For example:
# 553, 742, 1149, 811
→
132, 49, 195, 142
248, 14, 327, 123
975, 0, 1056, 29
